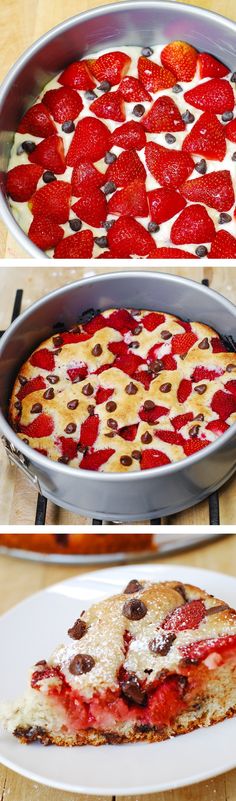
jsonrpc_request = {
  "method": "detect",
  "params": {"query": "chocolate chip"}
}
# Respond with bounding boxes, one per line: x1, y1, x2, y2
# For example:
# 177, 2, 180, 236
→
92, 343, 102, 356
182, 110, 195, 124
161, 330, 171, 340
82, 383, 93, 396
18, 375, 28, 385
198, 337, 209, 349
205, 603, 229, 616
47, 374, 59, 384
20, 140, 36, 153
94, 236, 108, 248
53, 335, 63, 347
85, 89, 97, 100
67, 399, 78, 409
174, 583, 188, 602
120, 455, 133, 466
69, 218, 82, 232
105, 151, 117, 164
43, 388, 54, 400
172, 83, 183, 93
231, 72, 236, 82
195, 159, 207, 175
149, 631, 176, 656
31, 402, 43, 414
129, 340, 140, 349
98, 80, 111, 92
165, 133, 176, 144
148, 221, 160, 233
148, 359, 164, 374
105, 401, 117, 411
141, 47, 153, 57
189, 424, 200, 438
232, 152, 236, 161
226, 363, 236, 372
221, 111, 233, 122
123, 598, 147, 620
62, 120, 75, 133
160, 382, 172, 393
105, 431, 116, 438
65, 422, 76, 434
131, 450, 141, 461
107, 418, 118, 429
125, 382, 138, 395
133, 325, 142, 335
87, 404, 95, 415
194, 384, 207, 394
77, 444, 88, 453
143, 400, 155, 409
141, 431, 152, 444
194, 413, 204, 421
120, 675, 147, 706
23, 438, 29, 444
195, 245, 208, 257
69, 654, 95, 675
124, 579, 144, 594
58, 455, 69, 464
219, 212, 232, 224
14, 725, 51, 744
104, 218, 115, 230
68, 618, 87, 639
14, 400, 22, 410
133, 104, 145, 117
103, 181, 116, 195
43, 170, 56, 183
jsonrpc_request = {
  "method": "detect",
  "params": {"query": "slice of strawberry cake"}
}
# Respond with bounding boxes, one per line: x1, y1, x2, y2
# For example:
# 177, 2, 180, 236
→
1, 580, 236, 745
9, 307, 236, 472
6, 42, 236, 258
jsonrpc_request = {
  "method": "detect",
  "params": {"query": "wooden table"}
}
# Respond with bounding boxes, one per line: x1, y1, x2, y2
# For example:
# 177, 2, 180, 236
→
0, 534, 236, 800
0, 0, 236, 257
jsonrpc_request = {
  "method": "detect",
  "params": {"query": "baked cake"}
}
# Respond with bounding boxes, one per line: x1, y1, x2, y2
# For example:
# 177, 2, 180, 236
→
1, 579, 236, 745
0, 533, 154, 555
9, 307, 236, 472
6, 42, 236, 259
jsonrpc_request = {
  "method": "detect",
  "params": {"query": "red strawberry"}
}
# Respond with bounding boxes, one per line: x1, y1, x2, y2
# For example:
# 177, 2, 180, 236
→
19, 413, 54, 438
148, 188, 186, 224
95, 387, 114, 404
177, 379, 192, 403
180, 634, 236, 663
181, 170, 234, 212
43, 86, 83, 123
108, 309, 139, 333
80, 414, 99, 447
155, 246, 196, 258
72, 188, 107, 227
143, 312, 165, 331
58, 437, 78, 461
171, 204, 215, 244
54, 230, 94, 259
209, 230, 236, 258
172, 412, 194, 430
138, 56, 176, 92
106, 149, 146, 187
83, 314, 105, 335
115, 352, 144, 376
30, 348, 55, 371
111, 120, 146, 151
143, 96, 185, 133
107, 216, 156, 257
139, 404, 168, 424
161, 41, 198, 82
17, 102, 56, 137
6, 164, 42, 202
206, 420, 229, 435
118, 423, 139, 441
79, 448, 115, 470
145, 142, 194, 189
211, 337, 226, 353
225, 380, 236, 398
162, 355, 177, 370
184, 78, 234, 113
191, 366, 223, 382
59, 60, 95, 90
17, 375, 46, 401
211, 389, 236, 420
71, 162, 105, 195
119, 76, 151, 102
141, 449, 171, 469
66, 117, 111, 166
29, 181, 71, 224
90, 52, 131, 85
182, 111, 226, 161
183, 438, 210, 456
61, 332, 90, 344
29, 135, 65, 174
90, 91, 125, 122
108, 179, 148, 217
225, 118, 236, 143
198, 52, 229, 79
67, 364, 87, 382
162, 599, 206, 631
155, 430, 183, 446
172, 332, 197, 354
28, 216, 64, 250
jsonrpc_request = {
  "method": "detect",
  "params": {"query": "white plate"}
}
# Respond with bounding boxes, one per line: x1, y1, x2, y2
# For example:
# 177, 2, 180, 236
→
0, 563, 236, 795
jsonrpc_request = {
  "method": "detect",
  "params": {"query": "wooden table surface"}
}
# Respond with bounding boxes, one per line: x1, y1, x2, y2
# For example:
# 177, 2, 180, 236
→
0, 534, 236, 800
0, 0, 236, 257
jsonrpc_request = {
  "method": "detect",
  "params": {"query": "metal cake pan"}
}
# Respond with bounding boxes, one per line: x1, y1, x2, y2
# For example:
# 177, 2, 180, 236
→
0, 0, 235, 257
0, 271, 236, 520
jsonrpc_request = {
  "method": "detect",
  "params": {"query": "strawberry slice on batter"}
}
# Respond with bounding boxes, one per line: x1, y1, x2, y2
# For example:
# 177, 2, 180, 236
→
141, 449, 171, 469
181, 170, 235, 212
198, 52, 229, 79
184, 78, 234, 113
106, 149, 146, 187
138, 56, 176, 92
108, 179, 148, 217
6, 164, 43, 202
171, 204, 215, 245
80, 415, 99, 447
119, 76, 151, 102
161, 41, 198, 82
89, 51, 131, 85
177, 379, 192, 403
66, 117, 111, 166
162, 599, 206, 631
17, 102, 56, 137
19, 413, 54, 438
107, 216, 156, 257
211, 389, 236, 420
182, 111, 226, 161
30, 349, 55, 371
29, 181, 71, 224
90, 91, 125, 122
145, 142, 194, 189
143, 96, 185, 133
17, 375, 46, 401
71, 162, 106, 196
59, 60, 96, 90
29, 135, 66, 174
28, 216, 64, 250
72, 188, 107, 227
79, 448, 115, 470
111, 120, 146, 151
43, 86, 83, 123
148, 188, 186, 224
208, 230, 236, 258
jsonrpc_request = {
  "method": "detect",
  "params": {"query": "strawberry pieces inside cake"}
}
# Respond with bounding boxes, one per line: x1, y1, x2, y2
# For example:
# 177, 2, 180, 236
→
9, 307, 236, 473
6, 43, 236, 258
2, 580, 236, 746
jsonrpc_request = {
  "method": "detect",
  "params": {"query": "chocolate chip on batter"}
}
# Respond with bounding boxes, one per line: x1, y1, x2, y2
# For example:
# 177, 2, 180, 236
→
149, 631, 176, 656
230, 72, 236, 82
141, 47, 154, 57
62, 120, 75, 133
148, 359, 164, 374
194, 384, 207, 395
94, 236, 108, 248
85, 89, 97, 100
205, 603, 229, 616
14, 400, 22, 410
131, 450, 141, 461
226, 363, 236, 372
125, 382, 138, 395
122, 598, 147, 620
43, 170, 57, 183
120, 455, 133, 466
160, 382, 172, 393
219, 212, 232, 224
133, 325, 142, 335
172, 83, 183, 93
67, 399, 79, 409
195, 245, 208, 257
194, 413, 204, 421
105, 401, 117, 412
69, 654, 95, 675
232, 153, 236, 161
103, 181, 117, 195
143, 400, 155, 409
133, 104, 145, 117
31, 402, 43, 414
104, 151, 117, 164
195, 159, 207, 175
82, 383, 93, 396
161, 330, 172, 340
43, 388, 54, 400
68, 618, 87, 640
129, 340, 140, 349
53, 335, 63, 347
198, 338, 209, 349
58, 455, 69, 464
165, 133, 176, 144
189, 424, 200, 438
182, 110, 195, 124
124, 579, 144, 594
148, 222, 160, 233
87, 405, 95, 415
105, 431, 116, 438
141, 431, 152, 444
65, 422, 77, 434
69, 218, 82, 232
107, 418, 118, 429
120, 675, 147, 706
104, 218, 115, 230
20, 140, 36, 153
47, 374, 60, 384
97, 80, 111, 92
92, 343, 102, 356
221, 111, 233, 122
18, 375, 28, 385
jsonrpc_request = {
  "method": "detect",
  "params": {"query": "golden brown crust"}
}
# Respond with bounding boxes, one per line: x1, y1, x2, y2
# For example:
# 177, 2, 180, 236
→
0, 533, 154, 554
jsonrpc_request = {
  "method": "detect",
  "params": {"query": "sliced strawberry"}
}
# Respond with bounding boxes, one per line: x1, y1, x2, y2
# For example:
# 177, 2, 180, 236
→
107, 216, 156, 257
61, 332, 90, 344
183, 438, 210, 456
155, 246, 196, 258
80, 414, 99, 447
95, 387, 114, 404
119, 76, 151, 102
29, 134, 65, 174
108, 179, 148, 217
225, 380, 236, 398
141, 449, 171, 469
66, 117, 111, 166
209, 230, 236, 259
90, 52, 131, 85
43, 86, 83, 123
177, 378, 192, 403
155, 429, 183, 446
148, 188, 186, 224
67, 364, 87, 382
29, 181, 71, 224
19, 413, 54, 438
139, 403, 168, 424
79, 448, 115, 470
143, 312, 165, 331
30, 348, 55, 371
182, 111, 226, 161
145, 142, 194, 189
83, 314, 106, 335
106, 149, 146, 187
59, 60, 95, 90
172, 332, 197, 354
138, 56, 176, 92
206, 420, 229, 435
225, 118, 236, 143
191, 366, 223, 382
17, 102, 56, 137
162, 599, 206, 631
90, 91, 125, 122
72, 188, 107, 227
143, 96, 185, 133
161, 41, 198, 82
118, 423, 139, 441
172, 412, 194, 430
171, 204, 215, 244
71, 162, 105, 196
108, 309, 139, 334
6, 164, 42, 202
211, 389, 236, 420
198, 52, 229, 80
181, 170, 234, 212
211, 337, 226, 353
111, 120, 146, 151
58, 437, 78, 460
115, 352, 144, 376
180, 634, 236, 663
54, 230, 94, 259
28, 216, 64, 250
184, 78, 234, 113
162, 354, 177, 370
17, 375, 46, 401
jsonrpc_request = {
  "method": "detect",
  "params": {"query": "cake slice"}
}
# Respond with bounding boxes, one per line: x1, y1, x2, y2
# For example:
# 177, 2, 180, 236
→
1, 580, 236, 746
